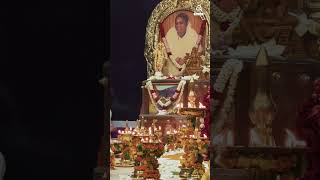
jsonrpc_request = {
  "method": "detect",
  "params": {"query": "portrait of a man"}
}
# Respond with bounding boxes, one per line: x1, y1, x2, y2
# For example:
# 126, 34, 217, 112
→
159, 11, 206, 76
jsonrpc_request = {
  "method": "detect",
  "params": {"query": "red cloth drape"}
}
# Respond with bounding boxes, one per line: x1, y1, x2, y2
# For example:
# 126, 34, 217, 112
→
159, 23, 165, 38
199, 20, 206, 36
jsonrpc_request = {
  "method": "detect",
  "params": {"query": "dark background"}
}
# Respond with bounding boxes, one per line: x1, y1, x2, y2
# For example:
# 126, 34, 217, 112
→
0, 1, 105, 180
0, 0, 163, 179
110, 0, 160, 120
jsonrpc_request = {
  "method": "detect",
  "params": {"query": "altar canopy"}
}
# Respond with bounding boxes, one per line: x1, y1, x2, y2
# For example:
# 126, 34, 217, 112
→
109, 0, 211, 179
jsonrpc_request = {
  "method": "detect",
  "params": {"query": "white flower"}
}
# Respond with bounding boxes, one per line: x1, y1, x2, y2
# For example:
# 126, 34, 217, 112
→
200, 124, 205, 129
201, 65, 210, 73
182, 74, 199, 81
147, 72, 168, 80
155, 71, 163, 77
212, 59, 243, 136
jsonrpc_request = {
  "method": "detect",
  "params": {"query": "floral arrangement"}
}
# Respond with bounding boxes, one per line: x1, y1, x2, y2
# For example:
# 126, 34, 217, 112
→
145, 79, 186, 110
110, 149, 116, 170
212, 59, 243, 136
180, 138, 209, 177
165, 132, 178, 151
120, 144, 132, 161
111, 143, 123, 155
133, 142, 165, 179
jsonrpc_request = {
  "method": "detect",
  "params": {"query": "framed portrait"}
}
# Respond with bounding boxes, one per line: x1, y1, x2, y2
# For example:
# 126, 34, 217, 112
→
144, 0, 210, 77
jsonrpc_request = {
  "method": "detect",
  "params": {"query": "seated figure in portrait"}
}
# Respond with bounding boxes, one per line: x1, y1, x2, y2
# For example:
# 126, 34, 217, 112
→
144, 0, 209, 78
162, 13, 202, 76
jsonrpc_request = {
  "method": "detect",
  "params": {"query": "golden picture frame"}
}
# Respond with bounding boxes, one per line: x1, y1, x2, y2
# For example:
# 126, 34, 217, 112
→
144, 0, 210, 77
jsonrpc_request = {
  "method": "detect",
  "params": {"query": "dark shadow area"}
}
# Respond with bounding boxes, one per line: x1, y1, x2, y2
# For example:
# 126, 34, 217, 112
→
1, 1, 105, 179
110, 0, 160, 120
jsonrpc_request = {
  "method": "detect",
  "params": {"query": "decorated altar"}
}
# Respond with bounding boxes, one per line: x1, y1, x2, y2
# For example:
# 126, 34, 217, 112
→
111, 149, 209, 180
107, 0, 211, 179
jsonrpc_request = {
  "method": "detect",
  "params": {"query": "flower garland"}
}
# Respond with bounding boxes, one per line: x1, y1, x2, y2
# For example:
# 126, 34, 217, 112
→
201, 65, 210, 74
212, 59, 243, 136
145, 80, 186, 110
181, 74, 199, 82
211, 3, 242, 23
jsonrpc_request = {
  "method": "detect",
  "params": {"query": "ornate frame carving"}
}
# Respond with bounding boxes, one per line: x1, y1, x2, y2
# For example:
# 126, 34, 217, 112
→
144, 0, 210, 77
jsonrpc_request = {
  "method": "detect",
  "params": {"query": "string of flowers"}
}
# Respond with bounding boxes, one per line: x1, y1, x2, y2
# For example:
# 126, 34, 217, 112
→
212, 59, 243, 135
145, 80, 187, 110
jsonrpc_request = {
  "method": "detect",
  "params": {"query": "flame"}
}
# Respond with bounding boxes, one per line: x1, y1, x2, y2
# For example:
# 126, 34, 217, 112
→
285, 129, 306, 147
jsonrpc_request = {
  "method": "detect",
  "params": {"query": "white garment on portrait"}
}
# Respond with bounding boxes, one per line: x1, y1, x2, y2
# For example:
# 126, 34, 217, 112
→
164, 23, 198, 76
